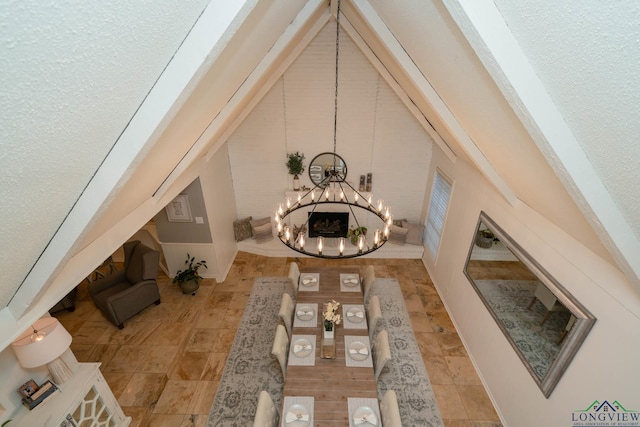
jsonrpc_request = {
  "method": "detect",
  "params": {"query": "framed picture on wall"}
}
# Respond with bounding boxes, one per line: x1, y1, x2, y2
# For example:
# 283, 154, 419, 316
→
165, 194, 193, 222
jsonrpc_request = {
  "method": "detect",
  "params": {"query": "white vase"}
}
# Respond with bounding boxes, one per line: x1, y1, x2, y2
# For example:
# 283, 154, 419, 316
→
323, 321, 334, 340
293, 174, 300, 191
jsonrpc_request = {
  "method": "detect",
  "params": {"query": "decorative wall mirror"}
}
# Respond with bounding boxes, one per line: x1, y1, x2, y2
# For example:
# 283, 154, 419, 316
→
308, 152, 347, 187
464, 212, 596, 397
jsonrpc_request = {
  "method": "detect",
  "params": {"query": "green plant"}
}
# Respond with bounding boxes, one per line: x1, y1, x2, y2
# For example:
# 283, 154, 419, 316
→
346, 226, 368, 244
285, 151, 305, 176
173, 253, 208, 286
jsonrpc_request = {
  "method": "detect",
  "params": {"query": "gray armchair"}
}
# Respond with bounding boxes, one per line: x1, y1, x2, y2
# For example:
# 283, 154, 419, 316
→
88, 240, 161, 329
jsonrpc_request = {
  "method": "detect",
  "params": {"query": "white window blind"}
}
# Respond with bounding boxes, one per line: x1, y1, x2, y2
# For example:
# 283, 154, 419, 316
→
424, 171, 452, 259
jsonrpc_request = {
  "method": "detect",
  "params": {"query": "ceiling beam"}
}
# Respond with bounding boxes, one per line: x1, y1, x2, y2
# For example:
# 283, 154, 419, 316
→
350, 0, 517, 205
6, 1, 256, 321
338, 11, 456, 162
153, 0, 328, 201
442, 0, 640, 292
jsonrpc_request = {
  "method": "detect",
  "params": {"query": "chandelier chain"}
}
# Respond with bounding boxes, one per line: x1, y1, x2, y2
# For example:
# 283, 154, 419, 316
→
333, 0, 341, 155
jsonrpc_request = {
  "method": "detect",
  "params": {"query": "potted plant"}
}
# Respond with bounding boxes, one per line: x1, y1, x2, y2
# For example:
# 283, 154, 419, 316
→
173, 253, 208, 295
286, 151, 305, 191
475, 228, 498, 248
346, 226, 367, 245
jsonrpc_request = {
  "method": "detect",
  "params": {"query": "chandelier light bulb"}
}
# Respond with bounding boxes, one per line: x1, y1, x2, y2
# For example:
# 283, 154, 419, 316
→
311, 190, 316, 202
384, 224, 390, 240
357, 234, 365, 253
277, 221, 283, 236
285, 226, 291, 244
338, 237, 345, 255
297, 193, 302, 204
377, 200, 384, 212
354, 193, 359, 204
374, 229, 380, 247
286, 197, 291, 209
367, 195, 373, 206
317, 236, 324, 255
324, 188, 330, 201
299, 234, 305, 250
278, 204, 284, 216
339, 190, 344, 201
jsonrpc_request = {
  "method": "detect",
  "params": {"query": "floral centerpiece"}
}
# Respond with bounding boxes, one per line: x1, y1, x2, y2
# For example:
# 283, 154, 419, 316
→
323, 299, 342, 331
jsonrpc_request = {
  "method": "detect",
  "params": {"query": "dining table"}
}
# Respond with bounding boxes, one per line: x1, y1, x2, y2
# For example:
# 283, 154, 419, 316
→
282, 266, 380, 427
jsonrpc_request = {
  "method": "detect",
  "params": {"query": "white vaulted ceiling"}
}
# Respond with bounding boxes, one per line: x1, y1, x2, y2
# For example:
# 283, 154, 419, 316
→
1, 0, 639, 348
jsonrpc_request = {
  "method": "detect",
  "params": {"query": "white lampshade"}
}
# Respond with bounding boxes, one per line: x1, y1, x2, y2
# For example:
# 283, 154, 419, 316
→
12, 317, 72, 368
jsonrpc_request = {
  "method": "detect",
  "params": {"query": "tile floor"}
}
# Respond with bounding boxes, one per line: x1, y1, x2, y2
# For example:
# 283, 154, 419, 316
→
54, 252, 502, 426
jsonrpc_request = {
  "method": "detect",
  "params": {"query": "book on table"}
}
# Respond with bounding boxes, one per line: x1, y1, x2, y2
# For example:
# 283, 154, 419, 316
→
21, 380, 60, 410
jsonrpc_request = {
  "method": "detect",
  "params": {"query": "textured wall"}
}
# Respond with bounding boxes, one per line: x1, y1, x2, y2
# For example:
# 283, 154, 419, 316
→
228, 22, 432, 226
0, 0, 209, 306
494, 0, 640, 238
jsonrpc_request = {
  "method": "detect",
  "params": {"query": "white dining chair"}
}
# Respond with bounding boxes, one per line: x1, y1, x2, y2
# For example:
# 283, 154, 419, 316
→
379, 389, 402, 427
271, 324, 289, 377
287, 262, 300, 294
373, 329, 391, 381
362, 265, 376, 302
278, 292, 294, 337
367, 295, 382, 341
252, 390, 278, 427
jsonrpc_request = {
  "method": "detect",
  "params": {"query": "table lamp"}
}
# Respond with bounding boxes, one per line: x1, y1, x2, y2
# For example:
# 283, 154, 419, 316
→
11, 317, 73, 384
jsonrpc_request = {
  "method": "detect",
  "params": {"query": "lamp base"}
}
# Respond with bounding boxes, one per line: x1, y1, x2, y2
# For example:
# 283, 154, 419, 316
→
47, 357, 73, 384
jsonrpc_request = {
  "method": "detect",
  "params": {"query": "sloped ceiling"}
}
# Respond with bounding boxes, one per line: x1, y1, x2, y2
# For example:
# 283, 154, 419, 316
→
1, 0, 639, 345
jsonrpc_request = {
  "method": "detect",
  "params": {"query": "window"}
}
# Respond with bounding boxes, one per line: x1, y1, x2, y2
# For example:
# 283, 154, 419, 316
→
424, 170, 452, 259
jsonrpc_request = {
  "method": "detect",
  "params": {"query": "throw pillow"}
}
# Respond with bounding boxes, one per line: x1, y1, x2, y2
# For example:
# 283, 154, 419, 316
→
401, 221, 425, 246
253, 222, 273, 244
392, 218, 407, 227
233, 216, 253, 241
249, 216, 271, 234
388, 225, 409, 245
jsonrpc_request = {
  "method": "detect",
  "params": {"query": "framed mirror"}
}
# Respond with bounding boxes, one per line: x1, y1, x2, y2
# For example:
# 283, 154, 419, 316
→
308, 152, 347, 187
464, 212, 596, 397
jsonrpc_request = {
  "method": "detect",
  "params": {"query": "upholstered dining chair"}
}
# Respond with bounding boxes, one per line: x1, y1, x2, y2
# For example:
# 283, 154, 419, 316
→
271, 324, 289, 378
362, 265, 376, 302
373, 329, 392, 381
379, 389, 402, 427
278, 292, 295, 337
253, 390, 278, 427
287, 262, 300, 294
367, 295, 382, 341
88, 240, 160, 329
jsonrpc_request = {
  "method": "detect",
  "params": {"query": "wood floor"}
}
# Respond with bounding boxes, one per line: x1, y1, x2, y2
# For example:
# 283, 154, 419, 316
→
54, 252, 502, 427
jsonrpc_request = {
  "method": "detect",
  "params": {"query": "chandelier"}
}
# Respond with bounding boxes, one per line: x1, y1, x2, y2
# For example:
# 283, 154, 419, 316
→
274, 0, 393, 259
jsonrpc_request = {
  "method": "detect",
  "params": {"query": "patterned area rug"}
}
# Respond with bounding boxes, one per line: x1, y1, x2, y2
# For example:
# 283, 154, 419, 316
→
207, 277, 444, 426
474, 280, 571, 378
372, 278, 444, 427
207, 277, 289, 427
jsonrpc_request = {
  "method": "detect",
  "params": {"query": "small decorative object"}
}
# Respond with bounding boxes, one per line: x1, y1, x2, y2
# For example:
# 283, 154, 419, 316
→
365, 173, 372, 192
286, 151, 305, 191
165, 194, 192, 222
475, 228, 498, 248
346, 226, 368, 245
323, 300, 342, 340
18, 379, 59, 410
292, 224, 307, 240
173, 253, 208, 295
359, 175, 366, 191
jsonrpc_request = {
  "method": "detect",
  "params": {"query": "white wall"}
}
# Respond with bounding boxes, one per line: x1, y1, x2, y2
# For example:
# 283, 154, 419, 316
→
227, 22, 433, 225
425, 146, 640, 426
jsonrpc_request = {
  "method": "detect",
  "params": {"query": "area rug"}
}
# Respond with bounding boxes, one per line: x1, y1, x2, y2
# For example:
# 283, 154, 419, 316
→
206, 277, 289, 427
474, 280, 571, 378
207, 276, 444, 426
372, 278, 445, 427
